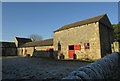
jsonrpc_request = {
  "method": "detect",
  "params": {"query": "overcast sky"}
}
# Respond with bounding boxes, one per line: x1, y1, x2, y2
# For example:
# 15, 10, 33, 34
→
2, 2, 118, 42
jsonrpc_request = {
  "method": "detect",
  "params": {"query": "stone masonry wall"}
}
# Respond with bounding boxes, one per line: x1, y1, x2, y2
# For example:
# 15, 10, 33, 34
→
2, 48, 17, 56
63, 52, 120, 80
99, 23, 114, 57
18, 46, 54, 57
35, 46, 53, 51
54, 22, 101, 60
17, 47, 34, 56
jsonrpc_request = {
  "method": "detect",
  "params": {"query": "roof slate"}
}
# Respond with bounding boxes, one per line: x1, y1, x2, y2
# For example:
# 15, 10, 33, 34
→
15, 37, 32, 43
0, 42, 16, 48
54, 14, 106, 32
20, 38, 53, 47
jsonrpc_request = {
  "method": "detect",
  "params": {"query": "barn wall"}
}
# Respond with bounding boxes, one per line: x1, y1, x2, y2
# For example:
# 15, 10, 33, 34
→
33, 46, 54, 57
33, 51, 50, 57
2, 47, 17, 56
14, 38, 18, 47
54, 22, 101, 60
25, 47, 34, 56
99, 23, 114, 57
17, 48, 22, 56
18, 46, 54, 57
35, 46, 53, 50
17, 47, 34, 56
111, 41, 120, 52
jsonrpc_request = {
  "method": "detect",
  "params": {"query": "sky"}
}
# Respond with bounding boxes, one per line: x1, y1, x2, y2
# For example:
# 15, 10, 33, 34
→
2, 2, 118, 42
118, 1, 120, 24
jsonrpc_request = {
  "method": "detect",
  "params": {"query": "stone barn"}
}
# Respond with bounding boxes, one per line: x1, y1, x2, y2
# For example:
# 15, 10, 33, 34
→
14, 37, 32, 56
0, 42, 17, 56
53, 14, 114, 60
18, 38, 54, 57
14, 37, 32, 47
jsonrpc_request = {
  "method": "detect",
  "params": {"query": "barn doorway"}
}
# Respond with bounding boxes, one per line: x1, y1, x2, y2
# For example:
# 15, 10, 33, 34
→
68, 45, 81, 59
68, 45, 74, 58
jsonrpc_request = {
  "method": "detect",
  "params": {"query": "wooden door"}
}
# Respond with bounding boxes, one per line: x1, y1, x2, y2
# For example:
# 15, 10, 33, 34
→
68, 45, 74, 58
69, 50, 75, 58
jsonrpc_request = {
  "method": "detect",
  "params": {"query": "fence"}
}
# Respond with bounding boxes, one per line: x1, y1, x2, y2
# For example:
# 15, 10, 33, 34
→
63, 52, 120, 81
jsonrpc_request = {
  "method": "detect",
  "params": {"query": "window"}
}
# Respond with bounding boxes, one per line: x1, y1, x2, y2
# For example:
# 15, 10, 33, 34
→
74, 45, 81, 50
25, 49, 27, 54
69, 45, 74, 50
84, 43, 90, 49
58, 42, 61, 50
21, 49, 23, 54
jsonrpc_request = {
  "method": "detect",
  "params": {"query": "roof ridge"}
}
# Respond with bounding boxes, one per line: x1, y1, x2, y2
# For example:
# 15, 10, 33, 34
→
25, 38, 53, 43
54, 14, 107, 32
15, 37, 31, 39
70, 14, 106, 24
20, 38, 53, 47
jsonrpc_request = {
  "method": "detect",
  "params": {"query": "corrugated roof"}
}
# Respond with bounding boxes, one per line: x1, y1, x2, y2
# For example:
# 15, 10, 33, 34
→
15, 37, 32, 43
0, 42, 16, 48
20, 38, 53, 47
54, 14, 106, 32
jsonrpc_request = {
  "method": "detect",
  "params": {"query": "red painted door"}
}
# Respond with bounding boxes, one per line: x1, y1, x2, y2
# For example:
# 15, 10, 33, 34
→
69, 50, 74, 58
68, 45, 74, 58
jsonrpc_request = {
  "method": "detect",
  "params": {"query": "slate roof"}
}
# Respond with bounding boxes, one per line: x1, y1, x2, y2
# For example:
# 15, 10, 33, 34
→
0, 42, 16, 48
15, 37, 32, 43
54, 14, 107, 32
20, 38, 53, 47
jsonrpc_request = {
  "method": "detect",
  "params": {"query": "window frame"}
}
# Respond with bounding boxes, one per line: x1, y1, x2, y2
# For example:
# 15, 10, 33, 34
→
84, 43, 90, 49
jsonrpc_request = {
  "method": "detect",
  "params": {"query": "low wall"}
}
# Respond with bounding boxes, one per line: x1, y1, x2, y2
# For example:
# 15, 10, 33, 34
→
63, 52, 120, 80
33, 51, 50, 57
2, 47, 17, 56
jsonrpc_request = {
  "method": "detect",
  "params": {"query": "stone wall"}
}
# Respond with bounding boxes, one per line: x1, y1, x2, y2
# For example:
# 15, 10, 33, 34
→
35, 46, 53, 50
14, 38, 18, 47
17, 47, 34, 56
33, 46, 54, 57
99, 23, 114, 57
33, 51, 50, 57
111, 41, 120, 52
18, 46, 54, 57
63, 52, 120, 80
54, 22, 101, 60
2, 47, 17, 56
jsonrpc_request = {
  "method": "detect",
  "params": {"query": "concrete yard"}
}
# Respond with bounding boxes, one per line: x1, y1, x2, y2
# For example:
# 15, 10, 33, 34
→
2, 56, 90, 79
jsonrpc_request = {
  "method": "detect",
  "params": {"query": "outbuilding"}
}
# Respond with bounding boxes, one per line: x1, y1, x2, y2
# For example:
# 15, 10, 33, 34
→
0, 42, 17, 56
53, 14, 114, 60
17, 38, 54, 58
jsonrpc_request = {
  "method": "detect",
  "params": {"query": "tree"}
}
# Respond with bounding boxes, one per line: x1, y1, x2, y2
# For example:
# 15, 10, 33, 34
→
112, 24, 120, 41
28, 34, 43, 41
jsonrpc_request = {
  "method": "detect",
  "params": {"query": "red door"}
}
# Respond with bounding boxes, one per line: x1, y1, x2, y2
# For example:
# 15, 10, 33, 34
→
68, 45, 74, 58
69, 50, 74, 58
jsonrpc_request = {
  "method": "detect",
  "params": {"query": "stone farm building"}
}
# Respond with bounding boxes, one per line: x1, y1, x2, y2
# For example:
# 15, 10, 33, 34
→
1, 14, 116, 60
54, 14, 114, 60
17, 38, 54, 57
0, 42, 17, 56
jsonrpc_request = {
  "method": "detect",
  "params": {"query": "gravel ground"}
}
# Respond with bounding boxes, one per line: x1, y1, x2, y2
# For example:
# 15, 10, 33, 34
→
2, 56, 90, 79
